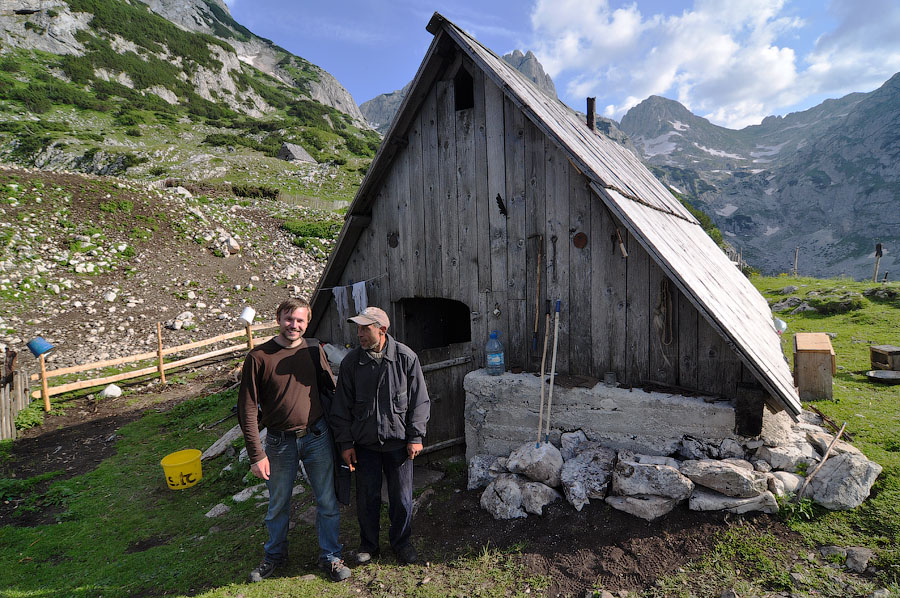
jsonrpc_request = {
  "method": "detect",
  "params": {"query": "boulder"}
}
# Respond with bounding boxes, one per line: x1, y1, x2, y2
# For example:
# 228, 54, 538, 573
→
98, 384, 122, 398
560, 445, 617, 511
772, 470, 804, 494
845, 547, 875, 573
480, 474, 527, 520
689, 488, 778, 514
560, 430, 588, 461
718, 438, 745, 459
806, 431, 862, 457
755, 444, 819, 472
804, 453, 882, 510
679, 459, 768, 498
468, 454, 500, 490
612, 460, 693, 501
767, 473, 786, 497
617, 450, 680, 469
506, 442, 563, 487
678, 436, 715, 460
605, 495, 678, 521
520, 481, 562, 515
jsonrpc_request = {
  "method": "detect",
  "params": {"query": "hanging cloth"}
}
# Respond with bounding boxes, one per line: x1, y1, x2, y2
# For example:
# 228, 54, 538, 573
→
351, 280, 368, 314
332, 286, 350, 322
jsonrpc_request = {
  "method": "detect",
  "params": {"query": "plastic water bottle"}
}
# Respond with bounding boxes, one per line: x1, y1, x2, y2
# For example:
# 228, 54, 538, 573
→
485, 330, 504, 375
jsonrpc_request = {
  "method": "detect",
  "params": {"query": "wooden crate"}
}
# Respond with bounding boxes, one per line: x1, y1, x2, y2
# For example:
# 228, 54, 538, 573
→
870, 345, 900, 371
793, 333, 836, 401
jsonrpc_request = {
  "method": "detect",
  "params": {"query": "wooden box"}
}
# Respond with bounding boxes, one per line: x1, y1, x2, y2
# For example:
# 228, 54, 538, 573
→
793, 333, 836, 401
870, 345, 900, 371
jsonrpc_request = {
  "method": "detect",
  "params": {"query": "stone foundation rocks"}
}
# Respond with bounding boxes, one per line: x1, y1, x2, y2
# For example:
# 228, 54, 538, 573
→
471, 402, 882, 520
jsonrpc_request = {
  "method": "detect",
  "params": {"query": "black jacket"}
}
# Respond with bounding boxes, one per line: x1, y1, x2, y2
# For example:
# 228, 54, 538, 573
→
331, 334, 430, 452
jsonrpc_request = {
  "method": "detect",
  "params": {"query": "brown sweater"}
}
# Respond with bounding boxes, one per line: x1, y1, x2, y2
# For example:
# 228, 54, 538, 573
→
237, 337, 335, 464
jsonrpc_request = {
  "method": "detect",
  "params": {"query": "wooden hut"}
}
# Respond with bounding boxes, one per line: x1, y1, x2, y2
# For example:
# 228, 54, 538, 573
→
308, 13, 801, 452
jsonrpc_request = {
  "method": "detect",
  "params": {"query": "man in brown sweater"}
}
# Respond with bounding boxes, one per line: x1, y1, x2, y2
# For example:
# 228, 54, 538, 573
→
237, 297, 350, 583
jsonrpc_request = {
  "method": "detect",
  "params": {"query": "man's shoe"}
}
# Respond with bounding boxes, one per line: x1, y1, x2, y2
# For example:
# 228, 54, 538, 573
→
320, 559, 351, 582
394, 544, 418, 564
354, 548, 379, 564
248, 560, 277, 582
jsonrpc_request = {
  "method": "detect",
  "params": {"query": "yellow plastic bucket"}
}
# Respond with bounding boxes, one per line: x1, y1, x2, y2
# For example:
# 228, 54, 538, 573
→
160, 449, 202, 490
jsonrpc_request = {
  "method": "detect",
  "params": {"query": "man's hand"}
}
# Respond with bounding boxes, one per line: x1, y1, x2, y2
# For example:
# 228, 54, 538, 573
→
407, 442, 423, 460
342, 447, 357, 472
251, 456, 270, 480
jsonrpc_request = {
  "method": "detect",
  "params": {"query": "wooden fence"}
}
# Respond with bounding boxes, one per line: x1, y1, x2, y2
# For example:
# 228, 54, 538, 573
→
27, 321, 280, 411
1, 350, 30, 441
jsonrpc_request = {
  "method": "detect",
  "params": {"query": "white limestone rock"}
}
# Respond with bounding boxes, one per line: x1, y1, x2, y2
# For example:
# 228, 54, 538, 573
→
804, 453, 882, 510
205, 503, 231, 518
98, 384, 122, 399
617, 450, 680, 469
756, 444, 819, 473
468, 454, 500, 490
772, 470, 804, 494
679, 459, 768, 498
560, 445, 617, 511
612, 460, 694, 501
560, 430, 588, 461
806, 431, 863, 457
520, 481, 562, 516
480, 474, 527, 520
689, 488, 779, 514
605, 495, 678, 521
506, 442, 563, 487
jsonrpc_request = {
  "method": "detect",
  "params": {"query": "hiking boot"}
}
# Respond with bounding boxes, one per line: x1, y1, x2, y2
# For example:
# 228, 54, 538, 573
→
248, 560, 277, 582
394, 544, 418, 564
320, 559, 351, 582
354, 549, 379, 564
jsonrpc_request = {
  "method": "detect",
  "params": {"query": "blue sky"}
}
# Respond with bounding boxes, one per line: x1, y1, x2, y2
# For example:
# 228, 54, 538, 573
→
225, 0, 900, 129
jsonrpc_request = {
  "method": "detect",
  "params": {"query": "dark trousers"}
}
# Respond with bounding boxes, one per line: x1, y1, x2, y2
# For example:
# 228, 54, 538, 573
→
355, 444, 413, 552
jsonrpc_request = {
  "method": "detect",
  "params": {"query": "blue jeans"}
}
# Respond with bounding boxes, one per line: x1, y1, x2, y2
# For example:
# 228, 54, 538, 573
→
263, 418, 342, 565
355, 445, 414, 552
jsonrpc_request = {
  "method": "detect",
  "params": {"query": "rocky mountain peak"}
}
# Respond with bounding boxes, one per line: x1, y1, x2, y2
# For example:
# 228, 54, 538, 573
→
501, 49, 557, 98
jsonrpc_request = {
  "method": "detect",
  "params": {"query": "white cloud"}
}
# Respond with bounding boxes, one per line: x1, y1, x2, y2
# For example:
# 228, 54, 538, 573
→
529, 0, 900, 129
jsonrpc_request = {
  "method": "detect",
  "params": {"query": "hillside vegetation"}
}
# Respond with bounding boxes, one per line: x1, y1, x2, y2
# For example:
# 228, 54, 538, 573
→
0, 0, 380, 203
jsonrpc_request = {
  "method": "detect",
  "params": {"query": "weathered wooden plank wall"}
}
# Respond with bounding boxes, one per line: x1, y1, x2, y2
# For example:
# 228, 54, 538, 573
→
310, 54, 770, 447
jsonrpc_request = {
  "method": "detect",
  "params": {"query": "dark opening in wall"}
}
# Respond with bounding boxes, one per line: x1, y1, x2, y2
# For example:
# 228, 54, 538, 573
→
454, 68, 474, 111
397, 298, 471, 351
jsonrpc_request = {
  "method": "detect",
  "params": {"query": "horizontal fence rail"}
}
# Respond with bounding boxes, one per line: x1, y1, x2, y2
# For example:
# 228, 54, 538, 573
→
29, 321, 280, 409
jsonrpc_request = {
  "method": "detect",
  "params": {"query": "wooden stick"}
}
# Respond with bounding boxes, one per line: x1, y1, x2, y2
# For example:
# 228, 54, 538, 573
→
245, 324, 254, 350
794, 422, 846, 502
40, 354, 50, 412
536, 310, 551, 445
793, 247, 799, 277
808, 404, 854, 442
544, 301, 561, 443
156, 322, 166, 384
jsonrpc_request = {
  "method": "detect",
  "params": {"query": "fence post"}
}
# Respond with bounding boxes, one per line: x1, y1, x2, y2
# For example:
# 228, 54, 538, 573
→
40, 354, 51, 412
1, 378, 8, 441
246, 324, 254, 350
156, 322, 166, 384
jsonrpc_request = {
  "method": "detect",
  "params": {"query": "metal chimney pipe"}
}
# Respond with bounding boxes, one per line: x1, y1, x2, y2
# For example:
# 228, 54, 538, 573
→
586, 97, 596, 131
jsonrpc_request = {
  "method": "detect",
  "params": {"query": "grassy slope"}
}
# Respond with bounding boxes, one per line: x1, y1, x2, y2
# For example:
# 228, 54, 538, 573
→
0, 0, 380, 204
2, 276, 899, 598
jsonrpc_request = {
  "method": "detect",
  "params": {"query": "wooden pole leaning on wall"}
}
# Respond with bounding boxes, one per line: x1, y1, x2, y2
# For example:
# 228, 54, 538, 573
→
156, 322, 166, 384
40, 353, 50, 412
793, 247, 800, 277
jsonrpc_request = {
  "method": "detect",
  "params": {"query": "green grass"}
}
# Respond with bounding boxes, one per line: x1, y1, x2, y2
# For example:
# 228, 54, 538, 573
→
3, 274, 900, 597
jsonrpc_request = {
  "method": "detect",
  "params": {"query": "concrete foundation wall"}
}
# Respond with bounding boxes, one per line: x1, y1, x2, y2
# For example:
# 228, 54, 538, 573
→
464, 370, 737, 460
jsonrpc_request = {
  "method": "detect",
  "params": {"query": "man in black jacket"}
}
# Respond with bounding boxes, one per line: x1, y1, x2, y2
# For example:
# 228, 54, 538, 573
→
331, 306, 430, 565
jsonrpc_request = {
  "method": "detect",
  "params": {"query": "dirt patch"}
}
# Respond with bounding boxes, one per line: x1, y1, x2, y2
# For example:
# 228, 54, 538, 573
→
412, 474, 764, 595
0, 364, 231, 527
